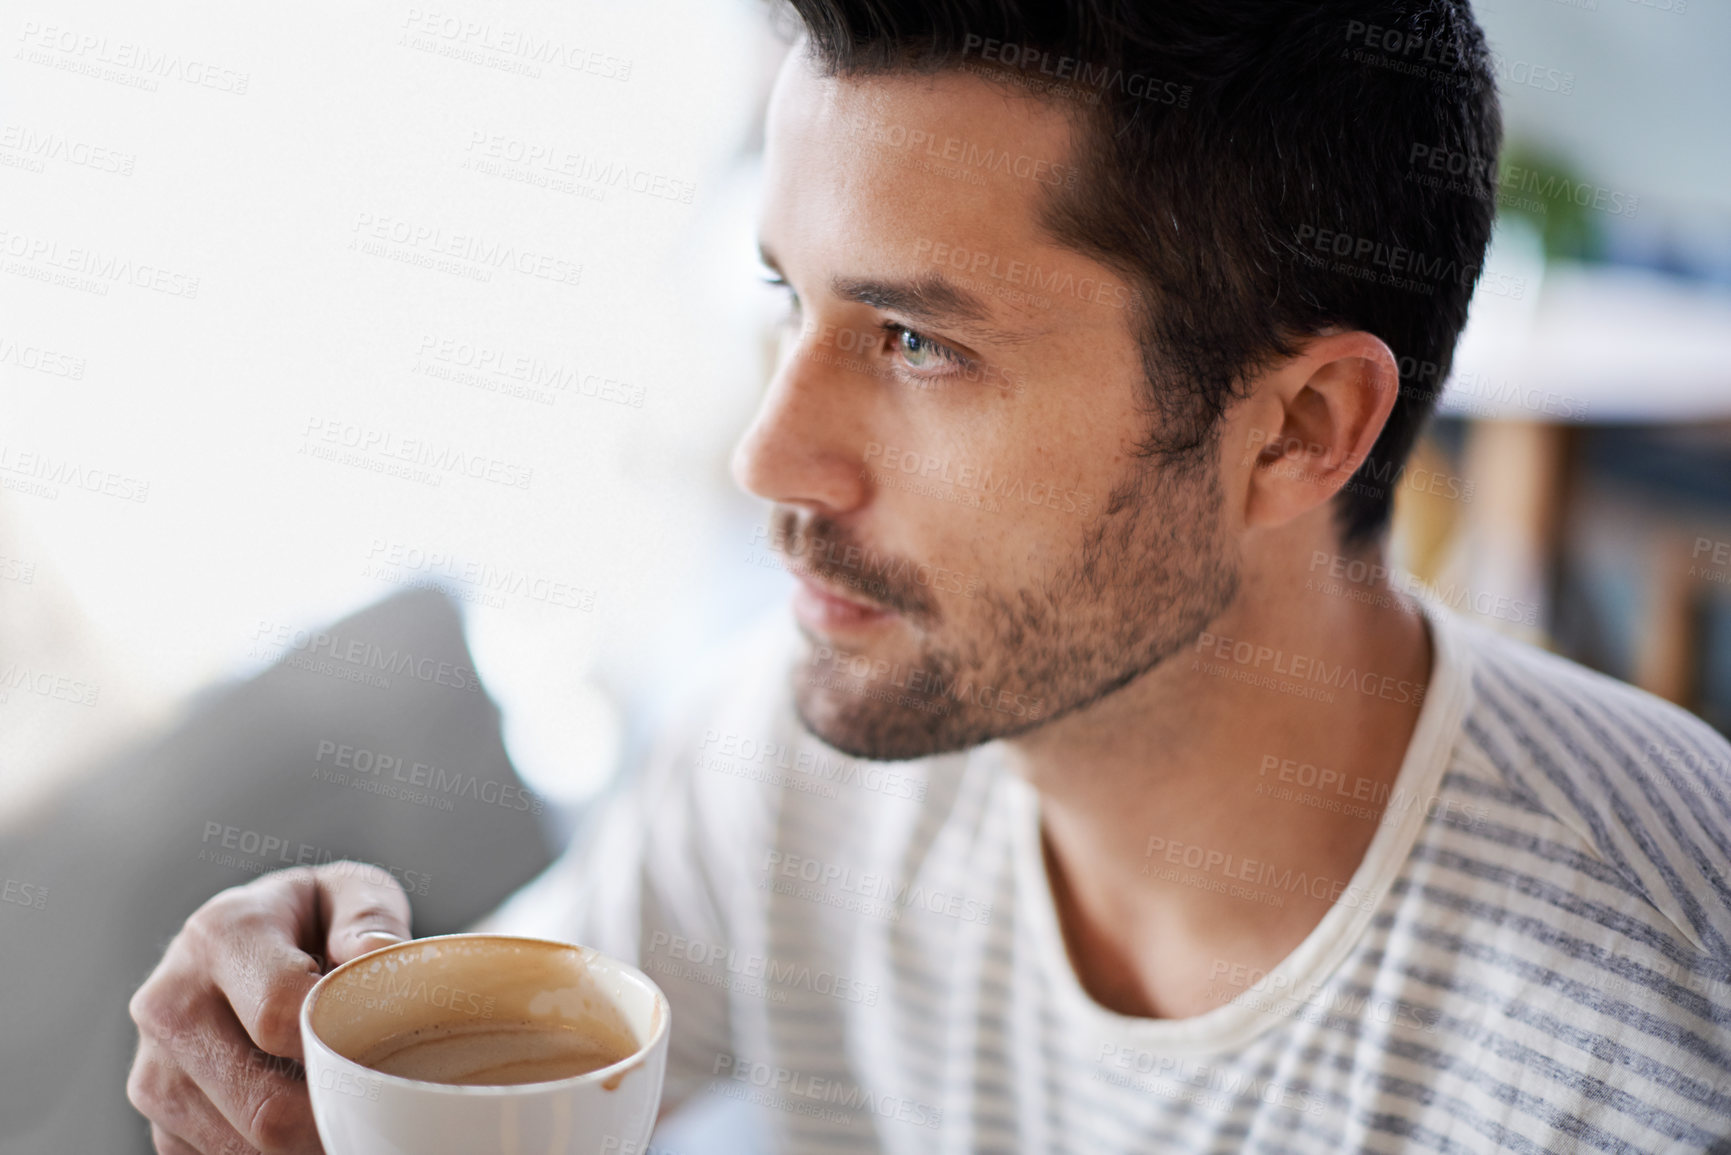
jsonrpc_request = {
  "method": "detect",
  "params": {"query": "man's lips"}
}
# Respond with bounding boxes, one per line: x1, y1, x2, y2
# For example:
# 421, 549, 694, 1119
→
791, 574, 894, 633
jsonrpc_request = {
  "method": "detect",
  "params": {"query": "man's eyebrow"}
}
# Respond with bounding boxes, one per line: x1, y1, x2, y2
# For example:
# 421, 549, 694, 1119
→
834, 272, 1039, 347
829, 272, 991, 328
760, 243, 1033, 346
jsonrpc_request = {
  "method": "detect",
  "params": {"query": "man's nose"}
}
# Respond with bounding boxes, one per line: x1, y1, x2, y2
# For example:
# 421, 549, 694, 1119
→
730, 342, 871, 515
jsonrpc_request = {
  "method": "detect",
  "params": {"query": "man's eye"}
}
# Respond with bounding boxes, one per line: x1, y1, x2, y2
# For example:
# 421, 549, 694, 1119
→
761, 274, 800, 315
883, 324, 966, 373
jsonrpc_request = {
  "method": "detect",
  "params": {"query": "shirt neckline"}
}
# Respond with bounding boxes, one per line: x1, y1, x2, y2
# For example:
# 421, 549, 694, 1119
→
998, 598, 1476, 1053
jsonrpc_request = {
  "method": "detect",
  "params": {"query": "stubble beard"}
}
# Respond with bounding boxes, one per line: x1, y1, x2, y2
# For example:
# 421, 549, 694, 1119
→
788, 445, 1240, 761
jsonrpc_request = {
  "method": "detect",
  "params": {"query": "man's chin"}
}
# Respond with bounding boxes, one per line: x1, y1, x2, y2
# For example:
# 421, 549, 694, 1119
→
789, 685, 949, 762
787, 665, 1036, 763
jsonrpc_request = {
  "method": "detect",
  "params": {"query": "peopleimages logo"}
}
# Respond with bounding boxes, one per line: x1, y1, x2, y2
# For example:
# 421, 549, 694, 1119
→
0, 443, 149, 503
249, 618, 485, 693
839, 112, 1079, 189
750, 522, 980, 600
348, 211, 582, 287
1305, 551, 1538, 628
1255, 753, 1487, 830
697, 728, 928, 802
1141, 835, 1384, 912
647, 930, 881, 1007
1192, 630, 1427, 707
804, 642, 1043, 722
0, 663, 101, 707
959, 34, 1193, 107
300, 417, 535, 490
399, 7, 633, 81
363, 538, 597, 611
1291, 225, 1478, 290
862, 442, 1095, 516
1, 878, 48, 912
1097, 1043, 1327, 1116
0, 335, 86, 379
0, 123, 136, 175
414, 333, 645, 408
1406, 143, 1638, 219
911, 238, 1138, 310
1342, 19, 1471, 70
711, 1053, 944, 1129
0, 226, 200, 298
464, 131, 695, 203
196, 822, 433, 895
762, 850, 994, 926
15, 21, 251, 94
313, 740, 544, 815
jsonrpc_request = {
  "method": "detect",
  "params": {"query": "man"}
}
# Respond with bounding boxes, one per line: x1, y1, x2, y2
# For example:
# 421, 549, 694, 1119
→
127, 1, 1731, 1151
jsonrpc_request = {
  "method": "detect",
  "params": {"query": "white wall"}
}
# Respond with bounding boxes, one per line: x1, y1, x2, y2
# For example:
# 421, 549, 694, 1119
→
2, 0, 792, 813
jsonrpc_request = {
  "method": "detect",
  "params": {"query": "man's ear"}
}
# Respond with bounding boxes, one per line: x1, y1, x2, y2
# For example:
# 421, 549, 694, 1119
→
1232, 330, 1402, 531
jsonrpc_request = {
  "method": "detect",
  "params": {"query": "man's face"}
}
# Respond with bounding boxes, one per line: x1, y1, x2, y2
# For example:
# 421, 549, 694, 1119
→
735, 53, 1239, 761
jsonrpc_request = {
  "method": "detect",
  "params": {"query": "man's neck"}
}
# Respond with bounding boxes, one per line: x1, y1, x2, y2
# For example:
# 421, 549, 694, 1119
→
998, 551, 1435, 1020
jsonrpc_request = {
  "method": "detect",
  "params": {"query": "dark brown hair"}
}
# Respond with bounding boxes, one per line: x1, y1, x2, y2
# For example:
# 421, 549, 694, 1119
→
776, 0, 1501, 543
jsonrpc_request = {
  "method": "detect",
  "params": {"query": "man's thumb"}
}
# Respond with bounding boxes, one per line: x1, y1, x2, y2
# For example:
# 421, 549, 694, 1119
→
318, 860, 414, 967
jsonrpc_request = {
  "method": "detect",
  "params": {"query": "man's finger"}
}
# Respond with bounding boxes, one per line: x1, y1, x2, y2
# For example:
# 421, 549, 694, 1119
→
317, 861, 412, 967
197, 871, 327, 1061
131, 1039, 258, 1154
152, 987, 319, 1152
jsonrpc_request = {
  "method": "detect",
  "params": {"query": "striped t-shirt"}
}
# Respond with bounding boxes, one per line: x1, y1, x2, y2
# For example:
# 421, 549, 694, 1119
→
482, 601, 1731, 1152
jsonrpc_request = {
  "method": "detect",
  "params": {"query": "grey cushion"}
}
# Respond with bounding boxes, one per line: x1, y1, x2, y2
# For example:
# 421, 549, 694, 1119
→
0, 588, 556, 1154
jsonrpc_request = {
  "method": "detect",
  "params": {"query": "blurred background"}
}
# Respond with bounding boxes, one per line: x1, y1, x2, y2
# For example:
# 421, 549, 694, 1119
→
2, 0, 1729, 1150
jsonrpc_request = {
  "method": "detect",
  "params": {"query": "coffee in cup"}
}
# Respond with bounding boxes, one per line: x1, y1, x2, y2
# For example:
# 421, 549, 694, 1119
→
300, 934, 670, 1155
355, 1019, 634, 1086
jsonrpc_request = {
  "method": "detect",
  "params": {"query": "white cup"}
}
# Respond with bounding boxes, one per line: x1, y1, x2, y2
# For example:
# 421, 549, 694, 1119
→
300, 934, 670, 1155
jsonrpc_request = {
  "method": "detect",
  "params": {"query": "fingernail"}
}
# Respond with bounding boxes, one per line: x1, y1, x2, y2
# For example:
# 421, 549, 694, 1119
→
356, 931, 406, 947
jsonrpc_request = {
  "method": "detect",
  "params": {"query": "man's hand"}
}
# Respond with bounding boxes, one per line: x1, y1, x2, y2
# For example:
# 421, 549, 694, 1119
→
127, 862, 412, 1153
